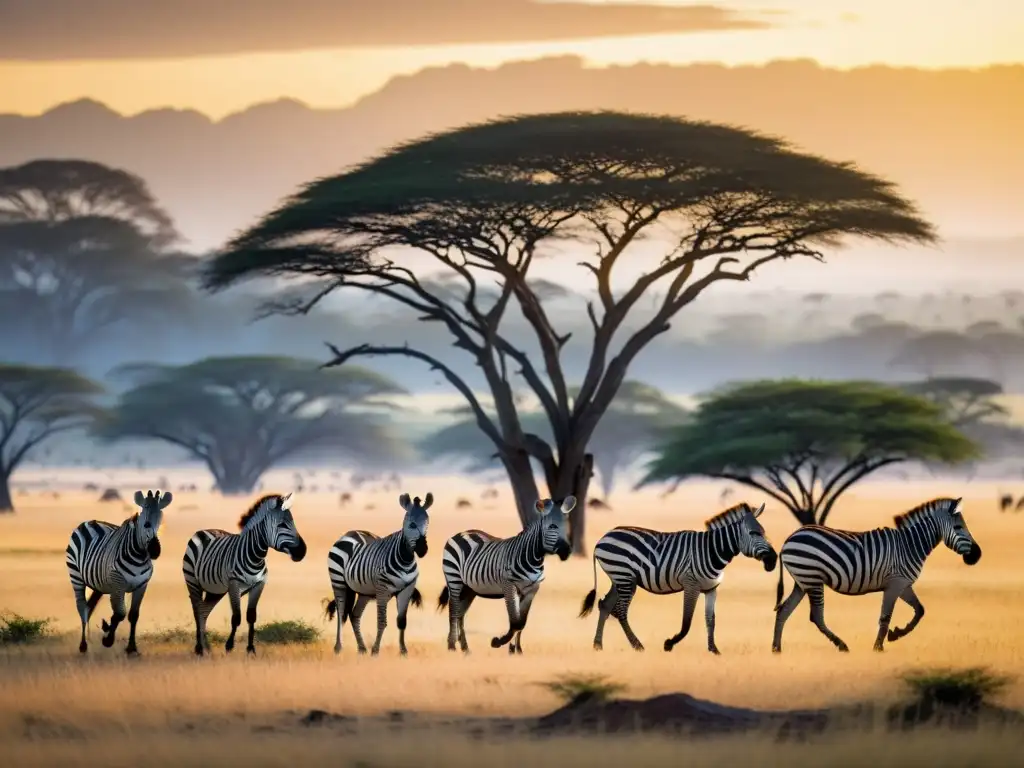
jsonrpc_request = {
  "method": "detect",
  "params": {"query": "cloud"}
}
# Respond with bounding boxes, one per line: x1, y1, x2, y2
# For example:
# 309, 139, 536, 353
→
0, 0, 779, 61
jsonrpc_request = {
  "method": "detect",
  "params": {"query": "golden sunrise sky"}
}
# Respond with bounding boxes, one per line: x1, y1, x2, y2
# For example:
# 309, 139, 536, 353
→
0, 0, 1019, 118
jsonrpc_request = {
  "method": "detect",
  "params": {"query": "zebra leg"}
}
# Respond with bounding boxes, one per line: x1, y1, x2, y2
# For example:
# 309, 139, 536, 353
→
124, 582, 149, 655
806, 586, 849, 652
100, 589, 128, 648
199, 592, 225, 652
872, 582, 905, 652
224, 580, 244, 653
394, 582, 418, 656
592, 587, 617, 651
704, 587, 721, 655
509, 585, 539, 655
369, 588, 391, 656
490, 583, 521, 649
349, 594, 372, 654
456, 591, 476, 653
332, 586, 350, 654
187, 584, 206, 656
74, 588, 102, 653
771, 584, 805, 653
664, 587, 700, 652
245, 581, 266, 655
612, 583, 644, 651
887, 585, 925, 643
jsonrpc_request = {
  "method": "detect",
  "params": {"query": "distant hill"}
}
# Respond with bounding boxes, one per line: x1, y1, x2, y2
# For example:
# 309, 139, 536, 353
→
1, 57, 1022, 252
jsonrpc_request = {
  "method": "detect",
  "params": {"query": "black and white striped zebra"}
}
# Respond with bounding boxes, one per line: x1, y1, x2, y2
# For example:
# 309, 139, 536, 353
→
65, 489, 173, 654
437, 496, 575, 655
182, 492, 307, 656
578, 502, 777, 653
772, 496, 982, 653
323, 492, 433, 656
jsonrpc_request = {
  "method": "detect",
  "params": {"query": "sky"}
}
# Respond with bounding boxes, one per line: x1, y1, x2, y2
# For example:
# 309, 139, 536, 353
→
0, 0, 1019, 118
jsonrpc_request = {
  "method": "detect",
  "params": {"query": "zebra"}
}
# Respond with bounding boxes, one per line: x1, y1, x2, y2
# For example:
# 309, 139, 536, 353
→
323, 492, 433, 656
437, 495, 575, 655
65, 489, 173, 654
772, 496, 982, 654
578, 501, 777, 653
182, 492, 307, 656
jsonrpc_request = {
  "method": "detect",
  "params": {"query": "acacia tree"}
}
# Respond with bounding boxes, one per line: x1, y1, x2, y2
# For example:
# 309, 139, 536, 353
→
640, 380, 978, 526
0, 159, 192, 362
202, 111, 935, 554
422, 381, 688, 498
94, 356, 409, 494
900, 377, 1007, 428
0, 363, 105, 512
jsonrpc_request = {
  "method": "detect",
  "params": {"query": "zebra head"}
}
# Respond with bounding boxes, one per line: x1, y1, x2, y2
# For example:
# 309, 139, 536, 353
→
399, 492, 432, 557
535, 496, 575, 561
939, 497, 982, 565
132, 489, 172, 559
738, 503, 777, 571
267, 493, 307, 562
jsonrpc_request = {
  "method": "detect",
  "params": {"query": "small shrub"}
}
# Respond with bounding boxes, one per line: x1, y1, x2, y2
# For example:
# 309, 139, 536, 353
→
901, 667, 1014, 709
536, 673, 626, 704
255, 619, 321, 645
0, 613, 53, 645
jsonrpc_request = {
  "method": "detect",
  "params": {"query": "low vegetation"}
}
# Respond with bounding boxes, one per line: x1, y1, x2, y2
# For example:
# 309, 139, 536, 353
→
901, 667, 1014, 709
537, 673, 628, 704
0, 612, 53, 645
143, 620, 320, 648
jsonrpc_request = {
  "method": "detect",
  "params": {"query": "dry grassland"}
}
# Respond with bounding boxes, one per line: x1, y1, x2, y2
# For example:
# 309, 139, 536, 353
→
2, 472, 1023, 766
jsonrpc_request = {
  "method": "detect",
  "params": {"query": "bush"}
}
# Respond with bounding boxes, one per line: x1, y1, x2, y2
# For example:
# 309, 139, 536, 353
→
255, 619, 321, 645
536, 673, 627, 704
144, 626, 227, 645
0, 613, 54, 645
901, 667, 1014, 709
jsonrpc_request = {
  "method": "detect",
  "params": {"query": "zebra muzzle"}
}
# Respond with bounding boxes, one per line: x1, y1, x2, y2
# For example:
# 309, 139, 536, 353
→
760, 549, 778, 572
963, 542, 982, 565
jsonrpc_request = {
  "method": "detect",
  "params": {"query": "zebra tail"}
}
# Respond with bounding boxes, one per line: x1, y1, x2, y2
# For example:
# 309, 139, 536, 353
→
322, 597, 337, 622
774, 562, 785, 611
411, 588, 423, 609
578, 552, 599, 618
437, 586, 450, 613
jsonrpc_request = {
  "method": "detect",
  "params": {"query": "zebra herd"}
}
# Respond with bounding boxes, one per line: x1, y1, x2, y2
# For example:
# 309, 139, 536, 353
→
64, 489, 982, 657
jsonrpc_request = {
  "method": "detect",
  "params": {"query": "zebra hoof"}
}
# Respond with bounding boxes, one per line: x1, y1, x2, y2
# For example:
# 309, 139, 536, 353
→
771, 646, 782, 654
663, 639, 674, 652
400, 648, 408, 657
490, 637, 503, 648
515, 645, 523, 655
708, 647, 721, 656
101, 634, 115, 648
593, 642, 603, 652
837, 642, 850, 653
246, 647, 256, 656
334, 645, 342, 655
79, 641, 88, 653
125, 646, 139, 656
508, 644, 516, 656
872, 643, 884, 652
357, 647, 367, 655
194, 646, 204, 656
886, 629, 901, 642
370, 648, 380, 657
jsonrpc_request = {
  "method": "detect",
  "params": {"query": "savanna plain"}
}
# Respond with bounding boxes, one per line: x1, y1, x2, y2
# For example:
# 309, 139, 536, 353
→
2, 472, 1023, 767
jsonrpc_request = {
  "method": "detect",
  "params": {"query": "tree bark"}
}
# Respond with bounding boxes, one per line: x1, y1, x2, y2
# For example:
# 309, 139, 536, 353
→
502, 449, 542, 529
552, 453, 594, 556
211, 464, 263, 496
0, 471, 13, 513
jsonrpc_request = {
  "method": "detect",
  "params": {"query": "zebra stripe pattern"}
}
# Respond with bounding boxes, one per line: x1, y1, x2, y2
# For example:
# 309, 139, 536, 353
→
578, 501, 777, 653
324, 492, 433, 656
772, 496, 982, 653
437, 496, 575, 655
65, 489, 172, 654
182, 492, 306, 656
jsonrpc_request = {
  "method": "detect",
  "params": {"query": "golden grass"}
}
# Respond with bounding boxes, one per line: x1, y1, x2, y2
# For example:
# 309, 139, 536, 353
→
1, 472, 1022, 764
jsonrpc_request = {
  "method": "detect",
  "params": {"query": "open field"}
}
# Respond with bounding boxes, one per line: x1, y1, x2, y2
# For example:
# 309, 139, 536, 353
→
2, 474, 1024, 765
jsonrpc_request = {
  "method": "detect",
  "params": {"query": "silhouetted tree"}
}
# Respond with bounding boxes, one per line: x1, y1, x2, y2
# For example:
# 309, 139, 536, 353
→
203, 111, 935, 554
0, 159, 192, 362
640, 380, 978, 526
0, 363, 105, 512
900, 377, 1007, 428
889, 330, 986, 378
94, 356, 409, 494
422, 380, 688, 498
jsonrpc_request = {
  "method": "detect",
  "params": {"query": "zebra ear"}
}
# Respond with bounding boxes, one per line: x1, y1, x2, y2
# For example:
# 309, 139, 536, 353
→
134, 491, 145, 506
534, 499, 546, 515
158, 491, 173, 509
560, 496, 577, 514
280, 492, 294, 511
952, 497, 962, 514
399, 494, 411, 511
753, 503, 765, 519
422, 492, 434, 510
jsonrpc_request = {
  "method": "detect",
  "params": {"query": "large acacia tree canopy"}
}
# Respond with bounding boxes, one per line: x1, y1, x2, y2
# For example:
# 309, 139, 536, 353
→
206, 111, 935, 292
640, 379, 978, 525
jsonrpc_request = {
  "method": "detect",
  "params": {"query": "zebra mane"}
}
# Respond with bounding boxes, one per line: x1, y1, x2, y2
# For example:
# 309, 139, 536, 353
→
893, 498, 956, 529
705, 503, 754, 530
237, 494, 283, 530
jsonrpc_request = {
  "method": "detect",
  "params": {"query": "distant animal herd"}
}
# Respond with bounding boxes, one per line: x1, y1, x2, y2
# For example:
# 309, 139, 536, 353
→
62, 488, 983, 657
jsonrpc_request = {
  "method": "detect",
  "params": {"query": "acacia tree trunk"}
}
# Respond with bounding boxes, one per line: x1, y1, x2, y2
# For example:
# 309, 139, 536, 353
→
502, 449, 542, 529
552, 452, 594, 557
209, 462, 264, 496
0, 470, 13, 513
